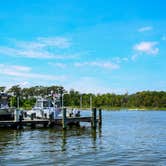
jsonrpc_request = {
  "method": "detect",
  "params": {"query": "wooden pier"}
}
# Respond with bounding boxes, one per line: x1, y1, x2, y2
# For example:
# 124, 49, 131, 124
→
0, 108, 102, 130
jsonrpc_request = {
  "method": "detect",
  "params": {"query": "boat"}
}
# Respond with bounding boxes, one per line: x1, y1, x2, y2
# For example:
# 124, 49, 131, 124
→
26, 95, 81, 119
27, 96, 62, 119
0, 93, 15, 120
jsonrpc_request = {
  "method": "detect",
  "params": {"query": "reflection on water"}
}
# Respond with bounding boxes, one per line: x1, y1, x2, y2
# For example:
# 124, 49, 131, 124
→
0, 111, 166, 165
0, 126, 101, 166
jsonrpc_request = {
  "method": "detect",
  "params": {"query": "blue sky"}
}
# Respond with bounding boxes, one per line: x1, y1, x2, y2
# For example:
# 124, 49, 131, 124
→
0, 0, 166, 94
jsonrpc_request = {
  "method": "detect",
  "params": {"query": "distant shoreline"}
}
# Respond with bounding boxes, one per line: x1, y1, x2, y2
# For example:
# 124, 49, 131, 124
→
66, 106, 166, 111
103, 107, 166, 111
105, 107, 166, 111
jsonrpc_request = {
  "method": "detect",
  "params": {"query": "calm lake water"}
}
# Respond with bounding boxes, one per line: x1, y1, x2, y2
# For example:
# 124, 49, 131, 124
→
0, 110, 166, 166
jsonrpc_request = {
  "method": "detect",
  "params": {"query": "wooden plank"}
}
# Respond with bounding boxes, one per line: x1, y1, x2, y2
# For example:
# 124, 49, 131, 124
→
67, 117, 92, 123
0, 120, 49, 125
0, 115, 99, 128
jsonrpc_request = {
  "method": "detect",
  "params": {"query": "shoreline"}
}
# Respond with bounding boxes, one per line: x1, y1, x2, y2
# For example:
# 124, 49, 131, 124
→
65, 106, 166, 111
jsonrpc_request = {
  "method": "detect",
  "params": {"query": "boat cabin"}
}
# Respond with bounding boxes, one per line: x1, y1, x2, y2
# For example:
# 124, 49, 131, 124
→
0, 93, 9, 109
0, 93, 14, 120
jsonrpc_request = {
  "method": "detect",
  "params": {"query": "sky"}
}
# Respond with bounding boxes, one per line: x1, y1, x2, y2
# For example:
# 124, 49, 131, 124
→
0, 0, 166, 94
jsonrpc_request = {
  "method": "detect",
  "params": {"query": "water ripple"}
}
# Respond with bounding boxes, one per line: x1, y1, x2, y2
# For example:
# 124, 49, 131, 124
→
0, 111, 166, 165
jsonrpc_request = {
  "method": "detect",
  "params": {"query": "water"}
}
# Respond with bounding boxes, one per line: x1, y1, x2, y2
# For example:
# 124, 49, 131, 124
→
0, 110, 166, 166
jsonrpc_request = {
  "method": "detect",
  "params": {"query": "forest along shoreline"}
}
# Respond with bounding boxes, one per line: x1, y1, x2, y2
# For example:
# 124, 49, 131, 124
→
0, 85, 166, 111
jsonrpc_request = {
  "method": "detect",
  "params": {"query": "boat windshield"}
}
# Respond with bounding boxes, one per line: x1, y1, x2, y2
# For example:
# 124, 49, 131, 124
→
35, 100, 54, 108
35, 101, 43, 108
43, 101, 53, 108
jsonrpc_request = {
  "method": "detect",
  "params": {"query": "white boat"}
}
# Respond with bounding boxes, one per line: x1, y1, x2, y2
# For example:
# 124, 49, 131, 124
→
26, 95, 81, 119
0, 93, 15, 120
27, 96, 62, 119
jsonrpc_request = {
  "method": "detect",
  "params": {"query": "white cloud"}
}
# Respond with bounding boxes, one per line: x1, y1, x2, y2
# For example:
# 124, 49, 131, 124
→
138, 26, 153, 32
64, 77, 107, 94
18, 81, 30, 87
0, 64, 31, 72
0, 46, 54, 59
121, 57, 128, 62
0, 46, 77, 59
9, 65, 31, 72
0, 64, 66, 81
74, 61, 119, 70
113, 57, 129, 63
37, 37, 71, 49
48, 62, 66, 68
64, 77, 127, 94
15, 41, 45, 50
133, 41, 159, 55
0, 37, 77, 59
14, 37, 71, 49
131, 54, 139, 61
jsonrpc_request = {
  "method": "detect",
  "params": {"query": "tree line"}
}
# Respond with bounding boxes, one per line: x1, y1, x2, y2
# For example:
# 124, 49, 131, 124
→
0, 85, 166, 109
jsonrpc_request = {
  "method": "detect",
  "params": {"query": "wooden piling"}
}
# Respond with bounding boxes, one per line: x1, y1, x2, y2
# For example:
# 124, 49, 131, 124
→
49, 113, 54, 128
11, 122, 18, 129
62, 108, 67, 129
43, 123, 48, 128
92, 108, 97, 129
30, 119, 36, 128
18, 112, 23, 129
14, 109, 20, 122
31, 122, 36, 129
31, 113, 34, 120
98, 108, 102, 127
49, 112, 54, 127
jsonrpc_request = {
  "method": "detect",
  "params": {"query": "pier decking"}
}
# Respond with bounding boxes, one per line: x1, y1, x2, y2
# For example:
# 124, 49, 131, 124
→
0, 108, 102, 130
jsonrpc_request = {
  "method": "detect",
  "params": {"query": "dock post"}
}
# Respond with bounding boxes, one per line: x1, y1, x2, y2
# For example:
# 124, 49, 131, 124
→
98, 108, 102, 127
62, 107, 67, 129
43, 122, 48, 128
49, 112, 54, 127
31, 113, 34, 120
18, 111, 23, 129
92, 108, 97, 129
31, 122, 36, 129
14, 109, 20, 122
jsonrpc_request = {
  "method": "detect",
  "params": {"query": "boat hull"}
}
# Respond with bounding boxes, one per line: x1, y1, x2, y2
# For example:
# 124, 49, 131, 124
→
0, 108, 14, 121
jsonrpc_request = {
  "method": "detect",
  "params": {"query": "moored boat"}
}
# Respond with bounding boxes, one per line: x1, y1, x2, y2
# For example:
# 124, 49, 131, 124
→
26, 94, 81, 119
0, 93, 15, 120
27, 96, 62, 119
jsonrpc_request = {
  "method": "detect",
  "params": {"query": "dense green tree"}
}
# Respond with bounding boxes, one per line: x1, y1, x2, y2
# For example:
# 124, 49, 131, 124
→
1, 85, 166, 109
0, 86, 6, 92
